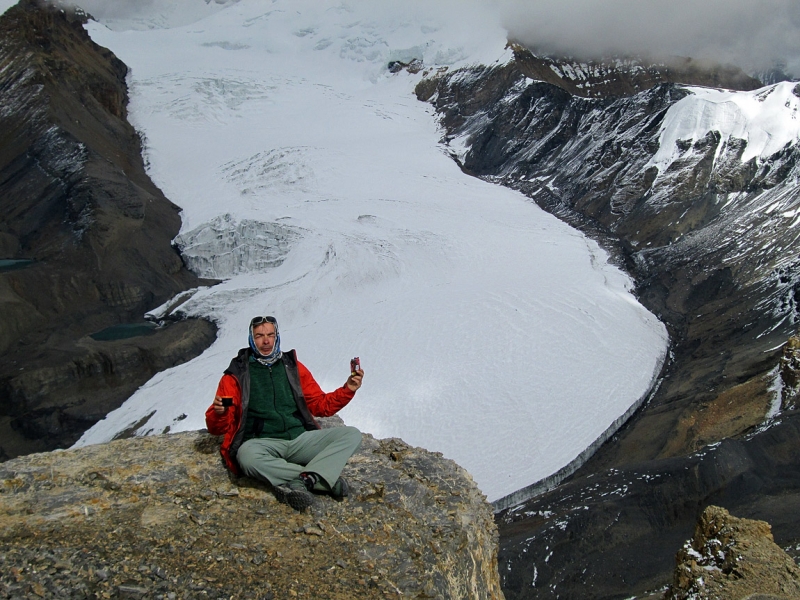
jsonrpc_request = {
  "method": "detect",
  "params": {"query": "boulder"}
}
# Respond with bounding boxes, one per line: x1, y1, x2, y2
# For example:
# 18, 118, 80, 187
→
0, 427, 504, 599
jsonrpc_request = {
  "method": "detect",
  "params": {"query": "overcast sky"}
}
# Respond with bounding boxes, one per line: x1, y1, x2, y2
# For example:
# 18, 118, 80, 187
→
495, 0, 800, 76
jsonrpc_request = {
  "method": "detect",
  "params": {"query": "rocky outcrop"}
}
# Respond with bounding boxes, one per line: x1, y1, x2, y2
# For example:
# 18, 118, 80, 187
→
0, 0, 215, 460
494, 45, 762, 100
667, 506, 800, 600
780, 335, 800, 410
497, 403, 800, 599
0, 426, 504, 599
416, 48, 800, 598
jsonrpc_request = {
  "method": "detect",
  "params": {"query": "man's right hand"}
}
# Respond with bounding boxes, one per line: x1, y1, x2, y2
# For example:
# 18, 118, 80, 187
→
212, 395, 228, 415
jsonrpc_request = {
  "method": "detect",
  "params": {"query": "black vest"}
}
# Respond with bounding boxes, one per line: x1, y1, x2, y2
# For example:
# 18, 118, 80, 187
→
224, 348, 319, 464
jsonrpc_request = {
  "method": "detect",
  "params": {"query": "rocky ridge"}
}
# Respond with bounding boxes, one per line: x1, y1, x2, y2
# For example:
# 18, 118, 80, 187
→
0, 0, 215, 460
0, 423, 503, 599
667, 505, 800, 600
415, 47, 800, 597
501, 45, 762, 99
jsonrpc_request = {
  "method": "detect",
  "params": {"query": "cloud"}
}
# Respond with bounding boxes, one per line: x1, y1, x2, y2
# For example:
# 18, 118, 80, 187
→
72, 0, 238, 30
68, 0, 800, 77
75, 0, 155, 20
494, 0, 800, 76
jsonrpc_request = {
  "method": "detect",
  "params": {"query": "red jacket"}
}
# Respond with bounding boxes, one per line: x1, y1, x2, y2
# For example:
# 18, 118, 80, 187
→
205, 348, 355, 474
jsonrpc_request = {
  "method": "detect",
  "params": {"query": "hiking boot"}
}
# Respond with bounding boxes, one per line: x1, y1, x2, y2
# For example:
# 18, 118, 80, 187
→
299, 472, 318, 491
275, 478, 314, 511
330, 476, 349, 501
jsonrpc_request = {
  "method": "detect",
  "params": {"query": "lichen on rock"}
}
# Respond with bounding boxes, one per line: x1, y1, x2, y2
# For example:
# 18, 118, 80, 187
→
0, 428, 504, 599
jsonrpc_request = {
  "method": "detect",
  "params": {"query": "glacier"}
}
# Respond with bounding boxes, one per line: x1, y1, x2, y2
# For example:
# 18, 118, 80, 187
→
41, 0, 674, 503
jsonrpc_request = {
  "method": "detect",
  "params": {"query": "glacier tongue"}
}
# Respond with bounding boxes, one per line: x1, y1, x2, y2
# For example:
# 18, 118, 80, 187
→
76, 0, 668, 502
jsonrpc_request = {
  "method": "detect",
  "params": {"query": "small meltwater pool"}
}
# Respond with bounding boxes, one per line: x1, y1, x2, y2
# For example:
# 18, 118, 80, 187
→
90, 322, 160, 341
0, 259, 34, 273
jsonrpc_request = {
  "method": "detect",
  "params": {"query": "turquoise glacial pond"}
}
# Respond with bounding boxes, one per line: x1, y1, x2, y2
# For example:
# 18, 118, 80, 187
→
0, 259, 34, 273
90, 322, 159, 341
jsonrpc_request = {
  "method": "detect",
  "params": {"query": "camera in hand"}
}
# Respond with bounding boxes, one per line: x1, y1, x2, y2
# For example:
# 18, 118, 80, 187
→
350, 357, 360, 373
221, 396, 233, 407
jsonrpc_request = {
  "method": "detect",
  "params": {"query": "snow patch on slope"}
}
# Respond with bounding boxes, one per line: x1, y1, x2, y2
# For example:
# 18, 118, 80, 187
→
650, 82, 800, 174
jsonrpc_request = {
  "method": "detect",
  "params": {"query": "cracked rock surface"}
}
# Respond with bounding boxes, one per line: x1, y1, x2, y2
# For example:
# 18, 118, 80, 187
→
0, 426, 503, 599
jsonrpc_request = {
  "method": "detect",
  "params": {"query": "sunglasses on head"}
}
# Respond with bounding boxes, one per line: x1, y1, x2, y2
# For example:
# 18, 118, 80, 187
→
251, 316, 277, 327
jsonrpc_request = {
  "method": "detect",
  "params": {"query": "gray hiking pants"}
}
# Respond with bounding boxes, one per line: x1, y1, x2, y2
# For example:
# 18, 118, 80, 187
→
236, 426, 362, 489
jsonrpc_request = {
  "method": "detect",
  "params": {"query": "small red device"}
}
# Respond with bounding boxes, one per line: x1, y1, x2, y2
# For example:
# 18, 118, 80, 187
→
350, 357, 360, 373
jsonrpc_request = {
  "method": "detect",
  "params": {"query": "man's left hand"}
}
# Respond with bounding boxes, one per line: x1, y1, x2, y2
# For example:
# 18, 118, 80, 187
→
346, 368, 364, 392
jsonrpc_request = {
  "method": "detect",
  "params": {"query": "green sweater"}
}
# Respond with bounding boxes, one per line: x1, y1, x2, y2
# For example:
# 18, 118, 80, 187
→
244, 358, 305, 441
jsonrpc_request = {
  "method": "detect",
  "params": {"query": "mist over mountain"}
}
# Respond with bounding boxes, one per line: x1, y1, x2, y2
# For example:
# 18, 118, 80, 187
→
497, 0, 800, 78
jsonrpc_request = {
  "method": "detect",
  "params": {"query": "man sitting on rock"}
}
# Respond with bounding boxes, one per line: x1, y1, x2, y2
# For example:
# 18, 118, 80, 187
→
205, 315, 363, 511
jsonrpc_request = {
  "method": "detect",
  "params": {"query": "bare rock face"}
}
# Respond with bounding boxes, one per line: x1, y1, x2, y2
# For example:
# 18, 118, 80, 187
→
0, 0, 215, 460
667, 506, 800, 600
0, 429, 504, 599
780, 335, 800, 410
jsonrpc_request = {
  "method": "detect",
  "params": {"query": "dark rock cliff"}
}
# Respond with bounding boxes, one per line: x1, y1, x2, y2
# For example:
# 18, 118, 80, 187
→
0, 427, 504, 599
417, 46, 800, 598
0, 0, 216, 461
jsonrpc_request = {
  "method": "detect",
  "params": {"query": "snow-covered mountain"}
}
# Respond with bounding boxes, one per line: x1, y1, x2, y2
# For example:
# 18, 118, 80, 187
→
426, 47, 800, 417
61, 0, 671, 504
416, 32, 800, 600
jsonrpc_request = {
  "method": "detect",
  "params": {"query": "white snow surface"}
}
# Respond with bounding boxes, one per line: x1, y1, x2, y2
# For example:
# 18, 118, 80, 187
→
75, 0, 668, 502
650, 82, 800, 173
0, 0, 17, 16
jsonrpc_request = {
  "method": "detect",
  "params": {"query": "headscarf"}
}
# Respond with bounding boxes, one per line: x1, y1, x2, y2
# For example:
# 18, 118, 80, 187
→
248, 316, 282, 366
